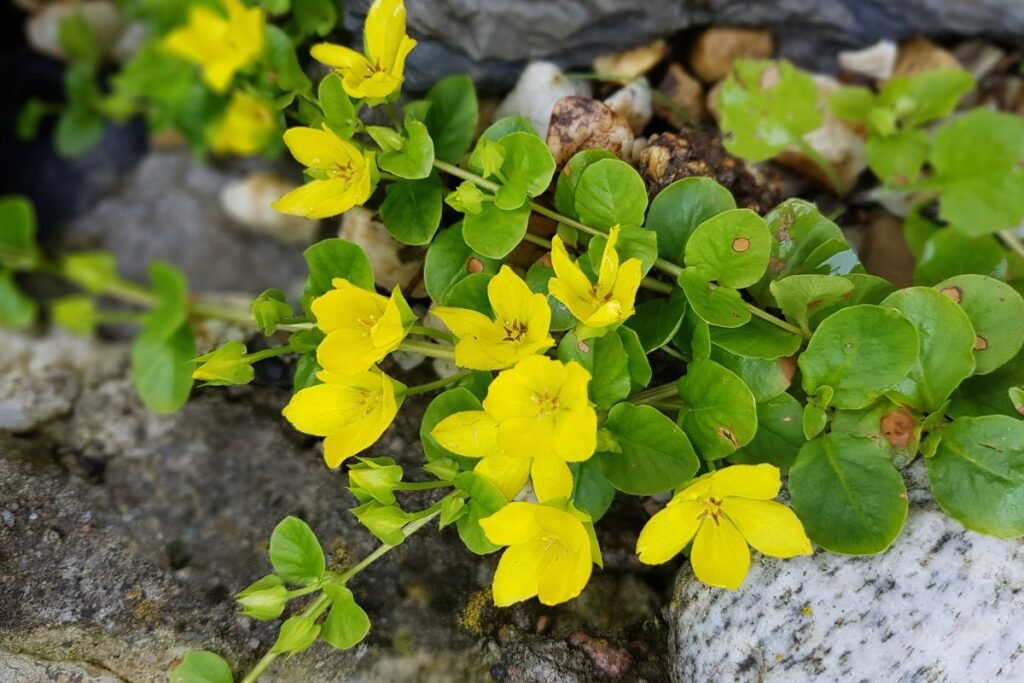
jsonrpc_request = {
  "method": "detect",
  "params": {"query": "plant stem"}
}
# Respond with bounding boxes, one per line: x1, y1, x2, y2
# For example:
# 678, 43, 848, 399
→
240, 510, 443, 683
244, 346, 293, 363
998, 230, 1024, 260
628, 382, 679, 405
432, 160, 803, 337
398, 338, 455, 360
405, 369, 471, 396
410, 324, 454, 344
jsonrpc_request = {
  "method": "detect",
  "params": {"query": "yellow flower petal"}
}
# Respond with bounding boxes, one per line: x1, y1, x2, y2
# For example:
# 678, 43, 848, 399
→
431, 411, 499, 458
483, 355, 567, 420
530, 454, 574, 503
271, 178, 359, 219
553, 408, 596, 462
310, 42, 371, 71
370, 288, 409, 350
312, 280, 387, 332
433, 306, 495, 340
721, 498, 813, 559
610, 258, 642, 319
534, 505, 588, 552
281, 382, 367, 436
536, 541, 592, 606
364, 0, 407, 71
474, 454, 531, 500
488, 266, 535, 326
316, 328, 386, 375
636, 501, 703, 564
281, 127, 363, 171
491, 538, 545, 606
709, 463, 782, 500
498, 416, 554, 458
549, 236, 593, 302
479, 502, 541, 546
558, 361, 593, 410
690, 517, 751, 590
322, 419, 383, 468
596, 225, 622, 292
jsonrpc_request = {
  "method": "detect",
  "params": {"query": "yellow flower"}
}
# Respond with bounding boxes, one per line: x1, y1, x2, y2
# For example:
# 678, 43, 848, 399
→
548, 225, 642, 336
431, 410, 530, 500
433, 266, 554, 371
282, 367, 401, 468
163, 0, 265, 93
310, 0, 416, 101
312, 278, 412, 375
272, 127, 376, 219
209, 91, 277, 156
480, 501, 601, 606
636, 464, 812, 590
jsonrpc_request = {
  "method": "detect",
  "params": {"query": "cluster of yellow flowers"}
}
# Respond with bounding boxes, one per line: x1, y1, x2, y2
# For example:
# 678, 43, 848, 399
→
268, 0, 812, 605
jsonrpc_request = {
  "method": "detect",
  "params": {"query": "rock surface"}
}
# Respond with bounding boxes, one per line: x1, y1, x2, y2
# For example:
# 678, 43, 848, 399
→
348, 0, 1024, 90
669, 463, 1024, 682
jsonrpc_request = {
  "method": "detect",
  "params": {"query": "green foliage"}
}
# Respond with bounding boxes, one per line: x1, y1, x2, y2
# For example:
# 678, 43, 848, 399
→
677, 360, 757, 460
269, 517, 326, 586
573, 158, 648, 228
422, 75, 479, 163
380, 174, 444, 245
168, 651, 233, 683
645, 177, 736, 263
598, 402, 699, 495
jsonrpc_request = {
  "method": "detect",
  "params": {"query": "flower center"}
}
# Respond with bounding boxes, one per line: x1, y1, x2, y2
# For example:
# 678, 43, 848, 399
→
697, 497, 725, 526
354, 389, 381, 418
541, 534, 567, 557
330, 161, 355, 182
532, 389, 560, 417
502, 319, 528, 342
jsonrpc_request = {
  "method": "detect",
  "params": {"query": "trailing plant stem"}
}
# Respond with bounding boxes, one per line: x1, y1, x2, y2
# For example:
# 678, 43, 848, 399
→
406, 369, 471, 395
629, 382, 679, 405
998, 230, 1024, 260
399, 338, 455, 360
240, 510, 443, 683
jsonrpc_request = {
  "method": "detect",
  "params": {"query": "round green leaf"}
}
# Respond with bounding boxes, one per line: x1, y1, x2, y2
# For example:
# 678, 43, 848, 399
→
168, 650, 233, 683
587, 225, 659, 276
454, 471, 506, 555
913, 229, 1007, 286
554, 149, 616, 218
935, 274, 1024, 375
462, 202, 530, 259
269, 516, 326, 586
302, 239, 374, 310
710, 347, 791, 403
599, 403, 699, 495
770, 274, 854, 334
491, 132, 555, 210
730, 392, 804, 473
574, 158, 648, 229
557, 331, 631, 410
799, 305, 919, 409
423, 224, 498, 304
948, 348, 1024, 419
377, 119, 435, 180
570, 459, 616, 522
423, 74, 478, 164
444, 272, 494, 316
379, 175, 443, 245
322, 585, 371, 650
480, 115, 538, 141
683, 209, 771, 288
0, 270, 36, 329
645, 177, 736, 264
709, 316, 802, 359
927, 415, 1024, 538
131, 325, 195, 414
677, 269, 750, 328
881, 287, 976, 411
831, 399, 921, 467
625, 286, 688, 351
789, 434, 908, 554
676, 359, 758, 460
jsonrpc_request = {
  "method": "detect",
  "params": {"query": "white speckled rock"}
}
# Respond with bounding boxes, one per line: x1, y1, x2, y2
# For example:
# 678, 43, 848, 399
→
670, 463, 1024, 682
493, 62, 591, 136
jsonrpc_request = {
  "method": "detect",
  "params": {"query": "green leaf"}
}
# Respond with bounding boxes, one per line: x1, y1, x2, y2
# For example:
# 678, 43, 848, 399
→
351, 502, 410, 545
420, 388, 482, 469
462, 202, 530, 259
130, 325, 195, 413
492, 132, 555, 210
270, 616, 320, 655
709, 346, 792, 403
0, 270, 36, 329
677, 269, 750, 328
524, 261, 574, 331
798, 305, 919, 409
269, 516, 325, 586
321, 585, 371, 650
193, 341, 255, 387
59, 250, 117, 293
0, 195, 39, 269
586, 225, 658, 276
948, 348, 1024, 419
379, 175, 444, 245
624, 286, 688, 351
913, 230, 1007, 286
318, 73, 358, 138
677, 359, 758, 460
168, 650, 233, 683
51, 295, 97, 336
709, 316, 802, 359
718, 59, 823, 162
55, 109, 103, 157
58, 11, 100, 64
380, 119, 435, 180
935, 274, 1024, 375
302, 239, 374, 312
235, 575, 288, 621
439, 494, 468, 527
831, 399, 921, 467
423, 75, 478, 163
557, 331, 631, 410
880, 287, 976, 411
599, 402, 699, 495
618, 326, 652, 390
293, 353, 320, 392
423, 224, 499, 304
573, 158, 648, 228
454, 472, 506, 555
750, 199, 847, 305
771, 274, 854, 335
252, 289, 294, 335
683, 209, 771, 288
291, 0, 337, 37
16, 98, 45, 142
927, 415, 1024, 538
554, 149, 617, 218
674, 305, 711, 360
865, 129, 930, 184
801, 402, 827, 441
789, 434, 908, 554
570, 459, 616, 522
925, 110, 1024, 235
266, 25, 312, 95
445, 273, 493, 316
143, 261, 189, 338
730, 393, 804, 473
480, 115, 539, 142
805, 273, 896, 327
645, 177, 736, 264
879, 68, 974, 128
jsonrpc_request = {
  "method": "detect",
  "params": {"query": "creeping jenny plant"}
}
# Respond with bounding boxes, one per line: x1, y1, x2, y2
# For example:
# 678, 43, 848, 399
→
4, 3, 1024, 681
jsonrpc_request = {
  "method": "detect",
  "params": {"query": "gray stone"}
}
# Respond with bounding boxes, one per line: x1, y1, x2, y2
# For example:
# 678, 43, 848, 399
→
61, 150, 309, 294
669, 463, 1024, 682
344, 0, 1024, 90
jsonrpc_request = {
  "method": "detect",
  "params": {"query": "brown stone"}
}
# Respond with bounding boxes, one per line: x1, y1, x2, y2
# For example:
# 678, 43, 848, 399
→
546, 96, 634, 167
655, 63, 706, 128
690, 27, 774, 83
593, 40, 669, 80
858, 211, 915, 287
637, 130, 780, 212
891, 37, 962, 79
